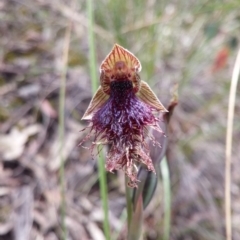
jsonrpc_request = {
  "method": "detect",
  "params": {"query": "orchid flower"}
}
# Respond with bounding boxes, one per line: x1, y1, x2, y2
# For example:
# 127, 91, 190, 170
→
81, 44, 167, 187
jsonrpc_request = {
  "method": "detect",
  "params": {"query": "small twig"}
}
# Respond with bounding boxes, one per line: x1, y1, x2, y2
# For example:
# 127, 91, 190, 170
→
225, 48, 240, 240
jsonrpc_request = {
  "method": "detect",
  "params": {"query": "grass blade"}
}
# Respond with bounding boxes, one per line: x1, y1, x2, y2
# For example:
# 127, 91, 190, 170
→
87, 0, 98, 93
87, 0, 110, 239
225, 48, 240, 240
160, 157, 171, 240
58, 22, 72, 240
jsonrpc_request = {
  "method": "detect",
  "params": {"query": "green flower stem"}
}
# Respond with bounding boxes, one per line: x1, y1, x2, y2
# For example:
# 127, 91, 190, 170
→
128, 195, 143, 240
87, 0, 110, 239
125, 176, 133, 230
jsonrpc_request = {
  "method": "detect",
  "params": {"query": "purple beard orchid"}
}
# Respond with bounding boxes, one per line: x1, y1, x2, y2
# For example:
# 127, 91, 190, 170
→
81, 44, 168, 187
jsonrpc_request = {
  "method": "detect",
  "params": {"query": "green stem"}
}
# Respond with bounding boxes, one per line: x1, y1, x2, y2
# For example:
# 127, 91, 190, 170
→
87, 0, 98, 93
98, 150, 110, 240
87, 1, 110, 239
59, 23, 71, 240
160, 157, 171, 240
125, 176, 133, 230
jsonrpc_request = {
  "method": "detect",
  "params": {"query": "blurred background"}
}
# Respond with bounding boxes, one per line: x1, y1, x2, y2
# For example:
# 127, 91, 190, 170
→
0, 0, 240, 239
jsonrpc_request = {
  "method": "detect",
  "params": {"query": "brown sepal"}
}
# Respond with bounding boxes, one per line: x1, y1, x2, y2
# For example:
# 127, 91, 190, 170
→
82, 86, 109, 120
137, 81, 168, 112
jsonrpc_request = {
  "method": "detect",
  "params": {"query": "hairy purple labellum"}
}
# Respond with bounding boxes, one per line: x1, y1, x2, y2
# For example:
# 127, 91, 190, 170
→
81, 44, 167, 187
93, 81, 156, 141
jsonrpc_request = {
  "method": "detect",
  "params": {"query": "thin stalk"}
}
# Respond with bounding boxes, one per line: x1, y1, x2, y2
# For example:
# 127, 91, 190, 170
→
225, 48, 240, 240
160, 157, 171, 240
87, 0, 110, 239
112, 209, 127, 240
128, 195, 143, 240
87, 0, 98, 93
58, 23, 72, 240
125, 176, 133, 230
98, 150, 110, 240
